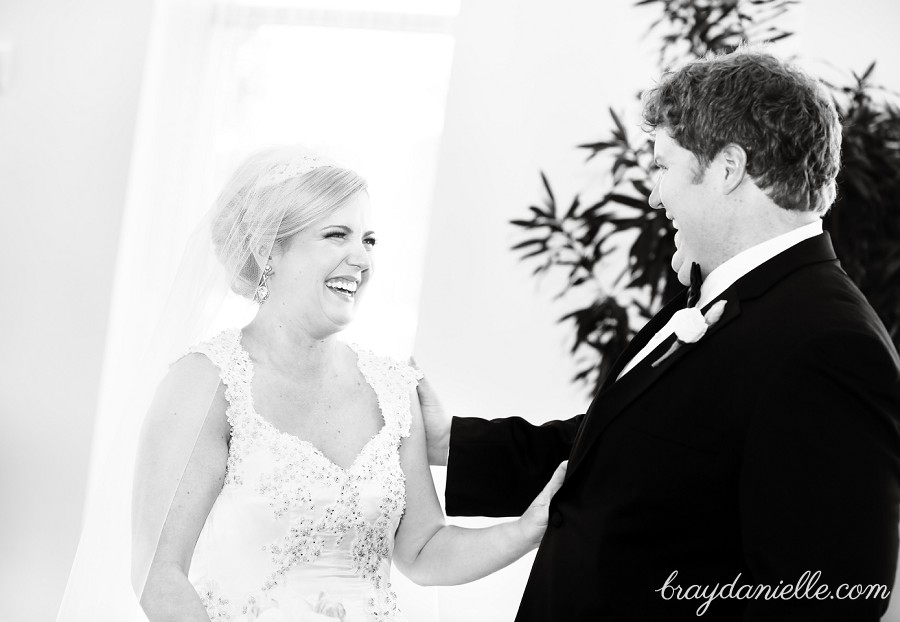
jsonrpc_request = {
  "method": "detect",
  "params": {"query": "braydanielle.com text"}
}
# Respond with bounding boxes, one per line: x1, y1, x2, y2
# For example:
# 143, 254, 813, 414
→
656, 570, 891, 616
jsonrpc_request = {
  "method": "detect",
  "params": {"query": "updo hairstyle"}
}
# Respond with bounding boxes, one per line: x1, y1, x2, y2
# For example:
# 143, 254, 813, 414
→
210, 147, 368, 299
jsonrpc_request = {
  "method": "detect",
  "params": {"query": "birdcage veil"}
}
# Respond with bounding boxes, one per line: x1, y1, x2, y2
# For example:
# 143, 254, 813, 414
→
57, 145, 367, 620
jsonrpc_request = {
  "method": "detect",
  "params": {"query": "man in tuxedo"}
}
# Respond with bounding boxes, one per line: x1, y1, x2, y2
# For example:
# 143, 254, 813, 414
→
420, 49, 900, 620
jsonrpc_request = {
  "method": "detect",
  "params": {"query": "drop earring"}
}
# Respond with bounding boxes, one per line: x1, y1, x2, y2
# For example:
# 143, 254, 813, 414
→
254, 263, 274, 304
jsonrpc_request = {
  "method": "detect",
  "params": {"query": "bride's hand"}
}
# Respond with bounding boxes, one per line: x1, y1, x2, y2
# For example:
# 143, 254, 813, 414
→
517, 461, 568, 547
410, 358, 451, 466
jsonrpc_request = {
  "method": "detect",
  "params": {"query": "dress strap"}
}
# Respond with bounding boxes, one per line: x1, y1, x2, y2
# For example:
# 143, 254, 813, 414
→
187, 328, 254, 428
352, 345, 423, 438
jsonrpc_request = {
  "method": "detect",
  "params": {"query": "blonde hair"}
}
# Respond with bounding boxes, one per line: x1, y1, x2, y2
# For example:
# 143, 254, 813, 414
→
210, 147, 368, 298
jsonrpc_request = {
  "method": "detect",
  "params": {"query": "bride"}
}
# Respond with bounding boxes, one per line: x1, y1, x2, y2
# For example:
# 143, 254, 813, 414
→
59, 147, 565, 621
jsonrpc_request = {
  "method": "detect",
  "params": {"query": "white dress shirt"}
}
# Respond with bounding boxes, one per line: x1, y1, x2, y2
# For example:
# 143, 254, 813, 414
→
617, 219, 823, 380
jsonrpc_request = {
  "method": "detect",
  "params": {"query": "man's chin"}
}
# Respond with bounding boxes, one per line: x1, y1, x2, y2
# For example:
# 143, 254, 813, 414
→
671, 250, 692, 286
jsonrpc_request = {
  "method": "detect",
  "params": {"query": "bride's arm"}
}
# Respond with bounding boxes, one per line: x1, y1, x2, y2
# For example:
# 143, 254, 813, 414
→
392, 391, 566, 586
135, 354, 230, 621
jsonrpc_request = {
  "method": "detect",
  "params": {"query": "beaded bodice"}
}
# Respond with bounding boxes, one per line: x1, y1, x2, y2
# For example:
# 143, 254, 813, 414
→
187, 329, 421, 622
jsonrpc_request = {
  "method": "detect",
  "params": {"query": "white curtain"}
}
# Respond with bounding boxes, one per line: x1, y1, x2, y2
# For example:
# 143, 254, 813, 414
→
90, 0, 457, 619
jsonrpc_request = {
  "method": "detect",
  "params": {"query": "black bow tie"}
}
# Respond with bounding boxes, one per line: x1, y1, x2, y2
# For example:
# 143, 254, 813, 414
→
686, 262, 703, 308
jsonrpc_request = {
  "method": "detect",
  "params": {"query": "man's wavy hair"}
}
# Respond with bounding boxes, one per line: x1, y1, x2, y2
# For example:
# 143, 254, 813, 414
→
642, 48, 841, 214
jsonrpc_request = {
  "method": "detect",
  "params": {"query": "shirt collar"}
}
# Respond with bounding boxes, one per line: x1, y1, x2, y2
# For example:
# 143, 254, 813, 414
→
697, 219, 823, 308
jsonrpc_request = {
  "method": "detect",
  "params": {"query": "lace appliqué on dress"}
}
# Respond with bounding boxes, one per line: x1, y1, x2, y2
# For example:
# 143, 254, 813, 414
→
188, 330, 256, 488
188, 330, 421, 621
196, 579, 234, 622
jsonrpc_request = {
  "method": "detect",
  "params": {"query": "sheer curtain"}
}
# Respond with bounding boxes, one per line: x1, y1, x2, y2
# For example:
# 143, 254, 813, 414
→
90, 0, 457, 619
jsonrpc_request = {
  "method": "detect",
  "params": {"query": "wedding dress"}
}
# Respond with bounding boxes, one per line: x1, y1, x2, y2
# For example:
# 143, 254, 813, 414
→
58, 149, 435, 621
185, 328, 421, 622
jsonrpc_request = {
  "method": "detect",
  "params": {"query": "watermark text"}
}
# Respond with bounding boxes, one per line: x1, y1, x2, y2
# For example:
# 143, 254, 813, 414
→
656, 570, 891, 616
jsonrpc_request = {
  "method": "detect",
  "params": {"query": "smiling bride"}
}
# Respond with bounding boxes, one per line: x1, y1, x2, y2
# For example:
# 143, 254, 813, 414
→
58, 147, 565, 622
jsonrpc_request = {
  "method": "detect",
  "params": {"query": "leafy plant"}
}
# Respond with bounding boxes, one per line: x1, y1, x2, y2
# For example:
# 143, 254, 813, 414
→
512, 0, 900, 395
642, 0, 797, 67
824, 66, 900, 343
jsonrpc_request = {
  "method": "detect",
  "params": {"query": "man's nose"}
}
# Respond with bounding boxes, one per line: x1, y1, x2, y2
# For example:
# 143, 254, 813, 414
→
648, 180, 663, 210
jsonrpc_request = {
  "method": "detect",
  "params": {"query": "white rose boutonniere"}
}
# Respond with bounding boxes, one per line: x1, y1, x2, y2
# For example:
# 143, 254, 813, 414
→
652, 300, 727, 367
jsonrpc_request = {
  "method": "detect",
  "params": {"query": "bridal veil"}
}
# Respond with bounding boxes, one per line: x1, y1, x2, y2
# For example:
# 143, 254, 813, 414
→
57, 147, 345, 620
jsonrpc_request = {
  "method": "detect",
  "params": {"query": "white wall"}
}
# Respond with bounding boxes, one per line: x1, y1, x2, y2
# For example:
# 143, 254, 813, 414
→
413, 1, 662, 619
415, 0, 657, 423
414, 0, 900, 620
795, 0, 900, 87
0, 1, 153, 620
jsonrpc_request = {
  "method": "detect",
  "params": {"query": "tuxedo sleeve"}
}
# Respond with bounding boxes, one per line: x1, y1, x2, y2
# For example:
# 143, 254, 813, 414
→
445, 415, 582, 517
740, 329, 900, 621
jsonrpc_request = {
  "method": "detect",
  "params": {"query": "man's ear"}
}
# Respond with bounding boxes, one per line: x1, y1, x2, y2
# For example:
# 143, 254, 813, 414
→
718, 143, 748, 194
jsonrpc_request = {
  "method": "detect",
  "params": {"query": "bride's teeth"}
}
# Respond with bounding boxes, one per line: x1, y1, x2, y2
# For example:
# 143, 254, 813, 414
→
340, 279, 356, 290
326, 278, 358, 295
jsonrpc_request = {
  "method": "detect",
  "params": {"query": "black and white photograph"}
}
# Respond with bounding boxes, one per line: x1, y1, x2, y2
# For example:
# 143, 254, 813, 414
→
1, 0, 899, 620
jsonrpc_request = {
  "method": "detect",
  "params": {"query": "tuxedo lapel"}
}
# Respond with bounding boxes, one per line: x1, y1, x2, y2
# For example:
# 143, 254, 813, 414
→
567, 295, 741, 476
566, 289, 689, 462
565, 232, 839, 479
600, 289, 689, 391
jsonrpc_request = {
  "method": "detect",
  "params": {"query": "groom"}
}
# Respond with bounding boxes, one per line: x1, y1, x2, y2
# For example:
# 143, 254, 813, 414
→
420, 49, 900, 620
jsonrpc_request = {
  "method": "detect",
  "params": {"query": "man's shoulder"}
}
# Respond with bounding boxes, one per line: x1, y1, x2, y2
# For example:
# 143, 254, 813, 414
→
758, 259, 876, 322
748, 261, 897, 364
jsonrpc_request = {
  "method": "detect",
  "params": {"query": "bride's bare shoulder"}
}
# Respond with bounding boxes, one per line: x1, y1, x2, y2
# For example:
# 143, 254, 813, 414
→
146, 353, 227, 425
171, 350, 221, 380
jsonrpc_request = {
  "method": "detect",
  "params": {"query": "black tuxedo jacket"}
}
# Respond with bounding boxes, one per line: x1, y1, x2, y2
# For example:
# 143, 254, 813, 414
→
446, 233, 900, 621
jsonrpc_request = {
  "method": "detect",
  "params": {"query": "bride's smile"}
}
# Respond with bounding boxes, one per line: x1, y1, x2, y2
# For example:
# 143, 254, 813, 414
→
263, 192, 376, 337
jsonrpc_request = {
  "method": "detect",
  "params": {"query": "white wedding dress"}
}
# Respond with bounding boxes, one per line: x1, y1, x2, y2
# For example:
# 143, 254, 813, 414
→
185, 329, 421, 622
